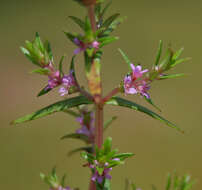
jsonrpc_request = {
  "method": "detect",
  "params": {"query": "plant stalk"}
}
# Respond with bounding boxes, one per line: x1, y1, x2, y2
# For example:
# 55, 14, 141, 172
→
87, 4, 103, 190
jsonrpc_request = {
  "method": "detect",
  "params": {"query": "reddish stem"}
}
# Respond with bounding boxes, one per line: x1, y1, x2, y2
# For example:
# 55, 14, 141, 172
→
88, 5, 97, 32
102, 87, 120, 104
95, 103, 103, 148
87, 4, 103, 190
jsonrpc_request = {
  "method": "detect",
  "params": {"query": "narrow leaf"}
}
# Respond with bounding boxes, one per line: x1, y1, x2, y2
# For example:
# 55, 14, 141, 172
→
103, 13, 120, 28
20, 47, 40, 66
37, 86, 52, 97
166, 173, 172, 190
35, 32, 45, 53
31, 68, 49, 75
61, 133, 89, 143
59, 55, 65, 76
118, 49, 132, 70
171, 57, 191, 68
112, 153, 134, 160
11, 96, 92, 124
172, 47, 184, 61
99, 36, 119, 48
64, 32, 77, 43
155, 40, 163, 66
100, 1, 112, 19
68, 146, 93, 156
144, 96, 161, 112
70, 55, 76, 78
106, 97, 183, 133
159, 73, 186, 80
69, 16, 85, 30
104, 116, 117, 130
44, 40, 53, 62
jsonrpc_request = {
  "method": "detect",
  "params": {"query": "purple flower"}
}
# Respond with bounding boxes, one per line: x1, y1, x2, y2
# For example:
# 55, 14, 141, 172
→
47, 70, 62, 89
90, 161, 112, 184
58, 72, 76, 96
130, 64, 148, 79
76, 111, 95, 143
73, 38, 99, 55
123, 64, 150, 98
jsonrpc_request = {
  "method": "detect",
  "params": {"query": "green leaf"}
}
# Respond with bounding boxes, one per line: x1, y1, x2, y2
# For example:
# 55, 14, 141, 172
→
31, 68, 49, 75
69, 16, 85, 30
166, 173, 172, 190
106, 97, 183, 133
172, 47, 184, 61
35, 32, 45, 53
59, 55, 65, 77
60, 174, 66, 187
99, 36, 119, 48
51, 167, 57, 181
64, 31, 77, 43
159, 73, 186, 80
171, 57, 191, 68
103, 137, 112, 155
44, 40, 53, 62
60, 133, 89, 143
100, 1, 112, 19
159, 48, 173, 70
70, 55, 76, 78
68, 146, 93, 156
37, 86, 52, 97
84, 17, 94, 41
104, 116, 117, 130
118, 49, 132, 70
20, 47, 40, 66
112, 153, 134, 160
144, 96, 161, 112
155, 40, 163, 66
11, 96, 92, 125
102, 13, 120, 28
101, 16, 125, 36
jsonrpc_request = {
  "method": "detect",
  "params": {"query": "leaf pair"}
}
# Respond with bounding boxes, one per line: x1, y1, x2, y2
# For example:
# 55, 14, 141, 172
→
11, 95, 182, 133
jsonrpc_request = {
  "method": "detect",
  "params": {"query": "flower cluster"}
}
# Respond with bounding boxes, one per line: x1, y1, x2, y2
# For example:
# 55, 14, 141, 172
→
76, 108, 95, 143
124, 64, 150, 98
73, 38, 99, 55
89, 160, 113, 184
44, 63, 76, 96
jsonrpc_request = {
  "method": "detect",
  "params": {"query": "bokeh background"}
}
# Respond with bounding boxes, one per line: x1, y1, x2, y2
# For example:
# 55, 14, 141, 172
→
1, 0, 202, 189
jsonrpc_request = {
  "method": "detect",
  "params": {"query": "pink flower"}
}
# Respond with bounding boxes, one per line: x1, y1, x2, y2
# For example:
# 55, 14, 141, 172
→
47, 70, 62, 89
130, 64, 148, 79
73, 38, 99, 54
58, 72, 76, 96
124, 64, 150, 98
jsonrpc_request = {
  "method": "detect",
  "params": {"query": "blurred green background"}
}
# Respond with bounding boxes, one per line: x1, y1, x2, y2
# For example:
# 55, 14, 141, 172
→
0, 0, 202, 189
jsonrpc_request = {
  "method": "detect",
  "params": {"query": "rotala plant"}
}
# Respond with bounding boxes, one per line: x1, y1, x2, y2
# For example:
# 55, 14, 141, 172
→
11, 0, 195, 190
